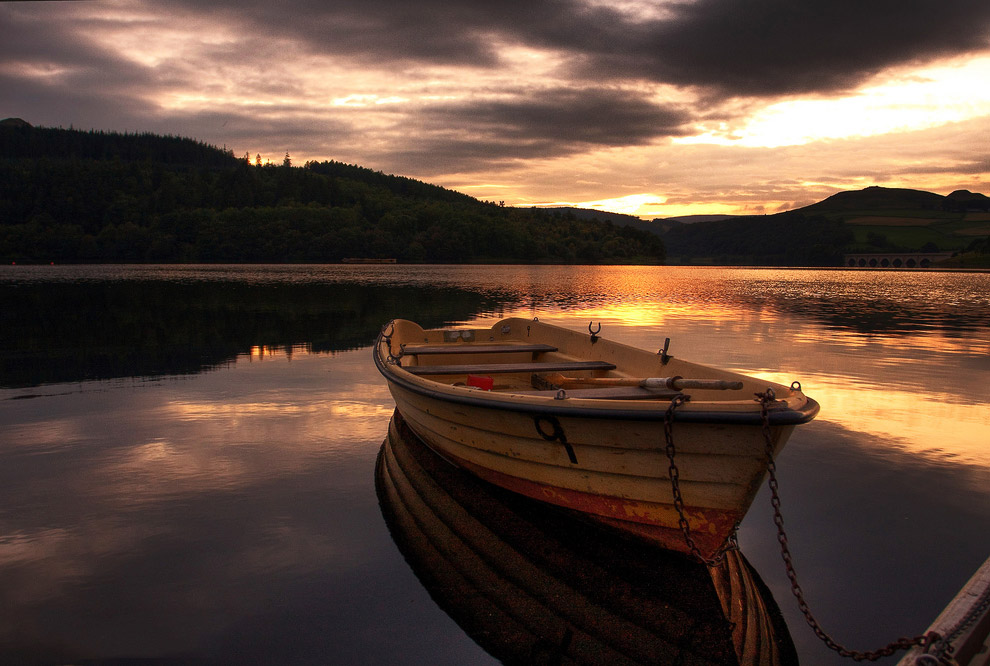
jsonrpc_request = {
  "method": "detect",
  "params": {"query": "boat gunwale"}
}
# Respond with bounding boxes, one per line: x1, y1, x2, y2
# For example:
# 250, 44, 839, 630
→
374, 341, 821, 426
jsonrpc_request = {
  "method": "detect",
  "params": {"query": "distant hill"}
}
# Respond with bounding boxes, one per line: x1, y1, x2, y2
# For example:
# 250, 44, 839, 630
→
535, 208, 739, 229
660, 211, 854, 266
657, 214, 740, 224
799, 186, 947, 213
533, 207, 675, 239
658, 186, 990, 266
0, 123, 664, 265
945, 189, 990, 211
533, 206, 644, 225
793, 185, 990, 218
534, 208, 742, 226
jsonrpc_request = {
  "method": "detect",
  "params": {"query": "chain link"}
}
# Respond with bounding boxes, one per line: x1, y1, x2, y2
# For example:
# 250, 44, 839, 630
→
663, 394, 737, 566
665, 388, 941, 658
922, 566, 990, 663
754, 389, 941, 661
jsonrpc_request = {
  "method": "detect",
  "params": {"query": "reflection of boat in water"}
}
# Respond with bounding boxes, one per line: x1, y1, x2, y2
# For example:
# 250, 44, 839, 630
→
376, 411, 797, 665
374, 317, 819, 559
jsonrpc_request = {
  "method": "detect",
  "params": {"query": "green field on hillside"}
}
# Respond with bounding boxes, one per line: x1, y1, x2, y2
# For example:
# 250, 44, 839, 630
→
840, 213, 990, 252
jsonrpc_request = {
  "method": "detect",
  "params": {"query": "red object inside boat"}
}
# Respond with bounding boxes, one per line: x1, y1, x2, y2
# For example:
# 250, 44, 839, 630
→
467, 375, 494, 390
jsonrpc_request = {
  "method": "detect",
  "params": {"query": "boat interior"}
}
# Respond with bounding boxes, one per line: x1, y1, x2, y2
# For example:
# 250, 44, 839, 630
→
384, 319, 755, 403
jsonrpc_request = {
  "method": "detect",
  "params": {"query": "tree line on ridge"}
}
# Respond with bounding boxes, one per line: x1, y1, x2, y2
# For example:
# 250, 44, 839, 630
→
0, 124, 665, 264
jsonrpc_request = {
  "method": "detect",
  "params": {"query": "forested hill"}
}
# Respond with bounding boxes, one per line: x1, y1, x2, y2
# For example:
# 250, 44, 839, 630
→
0, 119, 242, 168
0, 123, 664, 264
659, 185, 990, 266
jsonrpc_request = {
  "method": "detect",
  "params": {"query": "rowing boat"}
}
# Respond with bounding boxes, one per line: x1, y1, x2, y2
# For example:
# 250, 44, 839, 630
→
373, 316, 819, 558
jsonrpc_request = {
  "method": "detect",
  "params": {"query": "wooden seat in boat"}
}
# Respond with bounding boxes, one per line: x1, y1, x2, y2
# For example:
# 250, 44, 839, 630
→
401, 343, 558, 355
404, 360, 616, 375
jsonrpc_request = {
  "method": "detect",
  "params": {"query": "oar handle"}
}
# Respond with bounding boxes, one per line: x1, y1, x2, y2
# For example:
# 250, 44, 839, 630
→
644, 377, 744, 391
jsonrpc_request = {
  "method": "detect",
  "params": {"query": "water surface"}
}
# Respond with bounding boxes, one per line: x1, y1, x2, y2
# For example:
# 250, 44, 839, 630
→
1, 264, 988, 665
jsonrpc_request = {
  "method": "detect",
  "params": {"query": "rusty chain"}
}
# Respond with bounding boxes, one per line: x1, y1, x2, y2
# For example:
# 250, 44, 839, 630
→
664, 388, 942, 659
754, 389, 941, 661
926, 577, 990, 663
663, 394, 737, 567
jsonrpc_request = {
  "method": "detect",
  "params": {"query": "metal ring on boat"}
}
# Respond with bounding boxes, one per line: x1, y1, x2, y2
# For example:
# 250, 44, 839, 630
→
791, 381, 802, 392
754, 387, 776, 403
534, 415, 564, 441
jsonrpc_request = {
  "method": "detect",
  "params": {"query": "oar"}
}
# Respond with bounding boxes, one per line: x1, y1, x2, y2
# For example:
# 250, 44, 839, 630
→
542, 373, 743, 391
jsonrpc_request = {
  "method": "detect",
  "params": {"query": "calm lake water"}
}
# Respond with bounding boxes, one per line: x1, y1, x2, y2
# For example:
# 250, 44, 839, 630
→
1, 264, 988, 665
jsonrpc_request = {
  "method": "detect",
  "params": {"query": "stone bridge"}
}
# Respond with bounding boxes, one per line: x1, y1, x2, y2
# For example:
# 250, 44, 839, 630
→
844, 252, 955, 269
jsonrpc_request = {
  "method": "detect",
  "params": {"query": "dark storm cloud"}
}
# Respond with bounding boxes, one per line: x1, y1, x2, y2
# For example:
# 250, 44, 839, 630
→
612, 0, 990, 96
0, 7, 146, 85
0, 6, 161, 127
157, 0, 512, 67
161, 0, 990, 98
422, 89, 690, 146
7, 0, 990, 114
367, 88, 691, 174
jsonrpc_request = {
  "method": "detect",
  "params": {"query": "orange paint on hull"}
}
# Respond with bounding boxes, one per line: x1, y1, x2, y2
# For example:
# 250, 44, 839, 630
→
433, 437, 742, 559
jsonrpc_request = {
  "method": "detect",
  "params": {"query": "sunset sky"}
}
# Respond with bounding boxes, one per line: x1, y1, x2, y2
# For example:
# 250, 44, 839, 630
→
2, 0, 990, 218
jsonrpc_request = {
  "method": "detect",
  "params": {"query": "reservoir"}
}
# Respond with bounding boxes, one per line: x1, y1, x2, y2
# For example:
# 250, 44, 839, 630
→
1, 264, 988, 664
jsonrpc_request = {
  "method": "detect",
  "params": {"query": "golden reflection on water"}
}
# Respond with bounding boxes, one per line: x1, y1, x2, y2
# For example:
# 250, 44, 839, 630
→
745, 370, 990, 468
1, 349, 395, 509
119, 394, 396, 498
465, 269, 990, 469
165, 397, 392, 422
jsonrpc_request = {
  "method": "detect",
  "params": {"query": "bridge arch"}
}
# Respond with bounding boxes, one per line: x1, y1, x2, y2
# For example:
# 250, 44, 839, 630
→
844, 252, 953, 269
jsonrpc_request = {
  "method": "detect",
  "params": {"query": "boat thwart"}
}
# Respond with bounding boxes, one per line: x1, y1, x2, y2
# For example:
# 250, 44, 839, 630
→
374, 317, 819, 558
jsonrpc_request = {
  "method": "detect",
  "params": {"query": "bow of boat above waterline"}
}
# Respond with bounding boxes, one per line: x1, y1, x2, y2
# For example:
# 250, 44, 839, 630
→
373, 317, 819, 558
